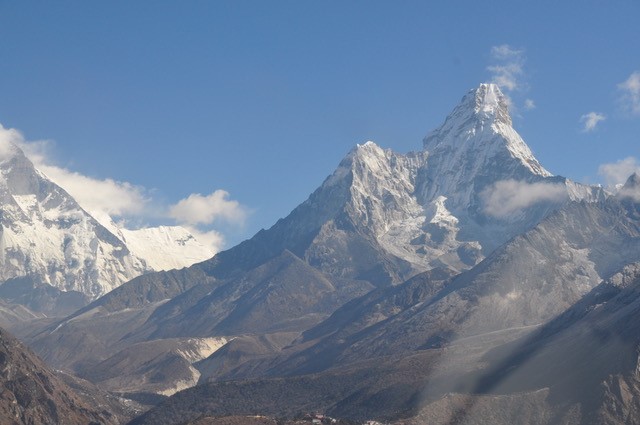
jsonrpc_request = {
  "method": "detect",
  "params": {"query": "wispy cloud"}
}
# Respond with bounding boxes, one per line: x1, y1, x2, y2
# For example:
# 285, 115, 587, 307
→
618, 71, 640, 116
524, 99, 536, 110
0, 122, 247, 252
481, 179, 568, 218
490, 45, 523, 61
580, 112, 606, 132
598, 157, 640, 188
184, 227, 226, 253
487, 44, 525, 92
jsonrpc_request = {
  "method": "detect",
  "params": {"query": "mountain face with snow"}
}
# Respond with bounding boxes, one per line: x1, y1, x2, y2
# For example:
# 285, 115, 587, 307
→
23, 83, 612, 405
206, 84, 602, 285
24, 83, 640, 424
131, 181, 640, 424
254, 197, 640, 379
0, 141, 213, 304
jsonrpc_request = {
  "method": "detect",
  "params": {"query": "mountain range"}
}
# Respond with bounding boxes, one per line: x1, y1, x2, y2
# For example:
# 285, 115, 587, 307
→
3, 83, 640, 424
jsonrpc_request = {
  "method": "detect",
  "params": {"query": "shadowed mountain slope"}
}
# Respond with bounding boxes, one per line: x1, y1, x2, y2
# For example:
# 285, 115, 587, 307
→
0, 326, 123, 425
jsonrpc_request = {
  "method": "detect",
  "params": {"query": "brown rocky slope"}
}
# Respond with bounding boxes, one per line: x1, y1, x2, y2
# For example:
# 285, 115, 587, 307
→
0, 326, 119, 425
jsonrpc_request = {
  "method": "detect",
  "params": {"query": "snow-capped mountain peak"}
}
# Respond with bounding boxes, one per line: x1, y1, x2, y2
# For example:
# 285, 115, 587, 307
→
294, 83, 603, 277
417, 83, 553, 212
474, 82, 511, 123
422, 83, 550, 180
250, 83, 606, 284
0, 140, 213, 301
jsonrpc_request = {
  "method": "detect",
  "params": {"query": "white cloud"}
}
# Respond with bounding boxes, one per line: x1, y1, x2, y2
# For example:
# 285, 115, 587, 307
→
580, 112, 606, 132
40, 164, 149, 217
490, 44, 523, 61
618, 184, 640, 202
169, 190, 247, 226
481, 179, 568, 218
488, 64, 523, 92
618, 71, 640, 116
524, 99, 536, 110
184, 227, 226, 253
598, 157, 640, 188
488, 44, 525, 92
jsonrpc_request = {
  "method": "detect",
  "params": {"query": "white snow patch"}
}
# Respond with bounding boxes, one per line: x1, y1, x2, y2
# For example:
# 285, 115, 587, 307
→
119, 227, 214, 271
429, 196, 458, 226
157, 365, 201, 397
12, 194, 38, 215
176, 337, 229, 363
155, 338, 229, 397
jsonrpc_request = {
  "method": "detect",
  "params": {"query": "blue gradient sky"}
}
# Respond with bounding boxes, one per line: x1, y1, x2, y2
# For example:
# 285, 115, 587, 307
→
1, 1, 639, 248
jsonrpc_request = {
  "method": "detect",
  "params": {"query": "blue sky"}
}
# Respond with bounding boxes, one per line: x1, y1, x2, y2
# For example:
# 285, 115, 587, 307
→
1, 1, 639, 249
